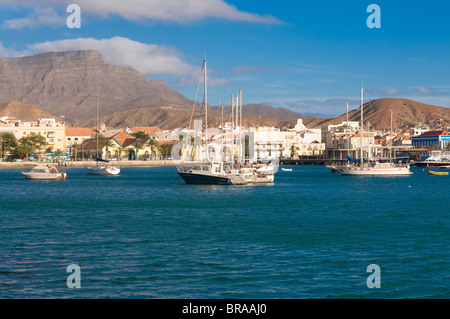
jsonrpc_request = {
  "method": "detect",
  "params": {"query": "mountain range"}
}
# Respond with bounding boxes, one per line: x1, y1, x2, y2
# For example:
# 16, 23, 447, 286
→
1, 50, 449, 131
304, 98, 450, 130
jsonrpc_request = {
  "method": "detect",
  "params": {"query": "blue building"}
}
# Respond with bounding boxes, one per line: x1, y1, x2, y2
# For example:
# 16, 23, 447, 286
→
411, 130, 450, 149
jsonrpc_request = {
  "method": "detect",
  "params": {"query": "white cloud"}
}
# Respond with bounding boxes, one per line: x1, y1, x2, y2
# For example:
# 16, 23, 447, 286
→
29, 36, 199, 77
0, 0, 283, 25
2, 7, 63, 29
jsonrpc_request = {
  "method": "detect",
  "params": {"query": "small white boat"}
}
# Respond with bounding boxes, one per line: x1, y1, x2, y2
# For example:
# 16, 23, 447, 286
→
22, 164, 67, 180
281, 168, 293, 172
87, 163, 120, 175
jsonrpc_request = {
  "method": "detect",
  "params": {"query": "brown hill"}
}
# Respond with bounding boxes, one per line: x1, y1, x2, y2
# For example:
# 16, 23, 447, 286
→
0, 50, 191, 123
76, 105, 298, 130
304, 98, 450, 130
210, 103, 308, 121
0, 101, 62, 122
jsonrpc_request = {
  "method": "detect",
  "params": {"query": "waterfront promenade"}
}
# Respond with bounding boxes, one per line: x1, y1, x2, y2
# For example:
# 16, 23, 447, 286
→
0, 160, 177, 169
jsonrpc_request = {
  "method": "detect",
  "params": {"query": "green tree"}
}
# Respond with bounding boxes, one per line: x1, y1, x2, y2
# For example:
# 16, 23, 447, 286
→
158, 142, 173, 160
144, 138, 159, 160
103, 139, 115, 159
133, 141, 144, 160
118, 146, 128, 161
130, 131, 149, 139
28, 133, 48, 160
0, 132, 17, 161
54, 148, 64, 162
71, 142, 81, 161
16, 137, 35, 159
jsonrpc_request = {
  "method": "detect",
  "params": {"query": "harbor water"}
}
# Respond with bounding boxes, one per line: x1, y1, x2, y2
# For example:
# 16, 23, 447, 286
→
0, 165, 448, 298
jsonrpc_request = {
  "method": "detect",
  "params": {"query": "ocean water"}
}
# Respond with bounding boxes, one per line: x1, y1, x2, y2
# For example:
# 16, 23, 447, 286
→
0, 165, 448, 299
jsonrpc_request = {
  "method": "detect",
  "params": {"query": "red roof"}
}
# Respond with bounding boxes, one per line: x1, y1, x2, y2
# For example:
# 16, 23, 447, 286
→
111, 131, 135, 146
418, 130, 449, 137
66, 127, 93, 136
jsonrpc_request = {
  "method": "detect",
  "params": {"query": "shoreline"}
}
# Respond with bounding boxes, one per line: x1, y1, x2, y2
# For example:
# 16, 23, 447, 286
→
0, 160, 177, 169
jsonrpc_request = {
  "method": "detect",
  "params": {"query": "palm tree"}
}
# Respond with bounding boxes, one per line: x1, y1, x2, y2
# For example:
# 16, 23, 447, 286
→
103, 139, 115, 160
118, 146, 128, 161
144, 138, 159, 160
54, 148, 64, 163
133, 141, 144, 160
71, 142, 81, 161
158, 143, 173, 160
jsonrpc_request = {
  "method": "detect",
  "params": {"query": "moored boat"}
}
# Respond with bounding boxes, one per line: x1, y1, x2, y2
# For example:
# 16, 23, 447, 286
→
22, 164, 67, 180
427, 170, 449, 176
415, 150, 450, 167
332, 86, 412, 176
177, 162, 246, 185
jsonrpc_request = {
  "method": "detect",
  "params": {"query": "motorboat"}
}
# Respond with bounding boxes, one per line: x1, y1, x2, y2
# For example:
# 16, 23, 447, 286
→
415, 150, 450, 167
427, 170, 449, 176
22, 164, 67, 180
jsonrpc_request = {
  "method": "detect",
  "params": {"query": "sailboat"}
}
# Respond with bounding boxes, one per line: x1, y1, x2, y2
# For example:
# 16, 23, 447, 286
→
177, 59, 246, 185
87, 95, 120, 176
331, 87, 412, 176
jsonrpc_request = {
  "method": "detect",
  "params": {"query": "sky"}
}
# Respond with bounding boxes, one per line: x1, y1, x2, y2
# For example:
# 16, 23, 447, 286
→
1, 0, 450, 117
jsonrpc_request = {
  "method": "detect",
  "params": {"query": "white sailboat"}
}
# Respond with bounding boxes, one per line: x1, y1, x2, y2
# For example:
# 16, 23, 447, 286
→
86, 95, 120, 176
331, 87, 412, 176
177, 59, 246, 185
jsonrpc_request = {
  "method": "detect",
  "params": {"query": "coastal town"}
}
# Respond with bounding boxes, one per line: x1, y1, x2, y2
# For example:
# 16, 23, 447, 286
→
1, 113, 449, 166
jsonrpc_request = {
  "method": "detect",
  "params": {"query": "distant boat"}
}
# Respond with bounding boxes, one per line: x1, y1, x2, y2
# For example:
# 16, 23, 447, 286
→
427, 170, 449, 176
87, 158, 120, 176
22, 164, 66, 180
86, 95, 120, 176
415, 150, 450, 167
330, 87, 412, 176
281, 168, 293, 172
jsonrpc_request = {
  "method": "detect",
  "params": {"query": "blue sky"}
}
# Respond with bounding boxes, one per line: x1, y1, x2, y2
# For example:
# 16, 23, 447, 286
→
1, 0, 450, 117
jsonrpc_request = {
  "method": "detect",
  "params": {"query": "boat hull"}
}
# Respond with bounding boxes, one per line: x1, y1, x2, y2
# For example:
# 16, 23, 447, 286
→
428, 170, 449, 176
22, 172, 66, 180
178, 172, 232, 185
87, 166, 120, 175
414, 162, 450, 167
335, 166, 412, 176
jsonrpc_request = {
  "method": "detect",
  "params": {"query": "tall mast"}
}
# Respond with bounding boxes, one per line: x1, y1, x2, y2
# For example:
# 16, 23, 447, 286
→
360, 86, 364, 165
96, 94, 99, 158
235, 95, 239, 164
390, 110, 393, 164
203, 59, 208, 161
239, 89, 243, 164
346, 101, 349, 162
231, 94, 235, 168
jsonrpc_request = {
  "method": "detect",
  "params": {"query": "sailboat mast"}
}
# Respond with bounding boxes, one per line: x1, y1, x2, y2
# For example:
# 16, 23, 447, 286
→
96, 94, 99, 158
360, 86, 364, 165
390, 109, 393, 164
231, 94, 235, 168
239, 89, 243, 164
203, 59, 208, 161
346, 101, 349, 161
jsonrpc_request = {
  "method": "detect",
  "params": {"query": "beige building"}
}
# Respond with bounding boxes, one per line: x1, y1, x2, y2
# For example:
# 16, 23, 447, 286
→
17, 118, 65, 152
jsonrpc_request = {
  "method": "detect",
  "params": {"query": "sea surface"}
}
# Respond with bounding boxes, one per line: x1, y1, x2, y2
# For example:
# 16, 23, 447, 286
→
0, 165, 448, 299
